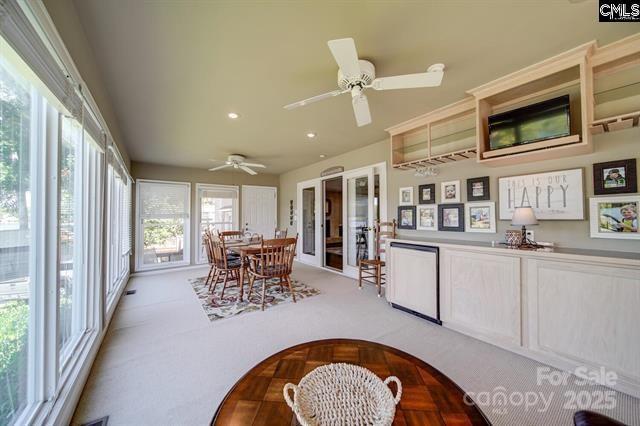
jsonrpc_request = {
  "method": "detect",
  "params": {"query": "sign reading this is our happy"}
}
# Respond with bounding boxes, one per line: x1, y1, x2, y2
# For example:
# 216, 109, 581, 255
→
498, 168, 584, 220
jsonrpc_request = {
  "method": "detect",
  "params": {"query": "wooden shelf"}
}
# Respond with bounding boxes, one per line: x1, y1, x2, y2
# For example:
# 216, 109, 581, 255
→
590, 110, 640, 134
482, 134, 581, 159
387, 98, 476, 169
386, 33, 640, 170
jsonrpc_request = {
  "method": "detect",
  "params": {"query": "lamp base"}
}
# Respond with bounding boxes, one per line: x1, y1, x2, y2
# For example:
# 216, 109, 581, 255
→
518, 225, 543, 249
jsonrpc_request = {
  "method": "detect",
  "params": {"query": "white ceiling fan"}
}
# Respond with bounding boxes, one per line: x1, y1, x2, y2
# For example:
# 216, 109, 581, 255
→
284, 37, 445, 127
208, 154, 266, 175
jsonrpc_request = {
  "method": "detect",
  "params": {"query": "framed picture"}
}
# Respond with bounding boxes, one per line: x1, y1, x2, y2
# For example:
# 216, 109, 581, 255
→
397, 206, 417, 230
417, 205, 438, 231
467, 176, 490, 201
438, 203, 464, 232
498, 168, 584, 220
593, 159, 637, 195
589, 196, 639, 239
440, 180, 461, 203
399, 187, 413, 206
418, 184, 436, 204
465, 202, 496, 233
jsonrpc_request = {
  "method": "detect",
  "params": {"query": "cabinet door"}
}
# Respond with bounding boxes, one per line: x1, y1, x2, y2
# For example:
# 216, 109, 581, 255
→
441, 249, 521, 347
387, 246, 438, 319
526, 259, 640, 387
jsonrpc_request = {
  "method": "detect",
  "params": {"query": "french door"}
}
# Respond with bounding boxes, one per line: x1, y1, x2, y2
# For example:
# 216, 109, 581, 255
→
296, 164, 383, 278
342, 167, 375, 277
297, 181, 322, 266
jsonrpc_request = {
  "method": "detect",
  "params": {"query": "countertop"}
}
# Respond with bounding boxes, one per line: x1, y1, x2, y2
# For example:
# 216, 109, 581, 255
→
387, 235, 640, 266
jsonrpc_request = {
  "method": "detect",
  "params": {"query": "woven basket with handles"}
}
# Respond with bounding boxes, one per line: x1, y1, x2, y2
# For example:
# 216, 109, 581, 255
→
283, 363, 402, 426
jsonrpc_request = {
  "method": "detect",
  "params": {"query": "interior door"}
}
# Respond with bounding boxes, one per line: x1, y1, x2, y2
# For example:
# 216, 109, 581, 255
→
297, 181, 322, 266
342, 167, 375, 278
241, 185, 277, 238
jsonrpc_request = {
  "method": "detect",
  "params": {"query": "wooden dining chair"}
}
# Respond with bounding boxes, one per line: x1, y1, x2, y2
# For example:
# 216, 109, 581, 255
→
208, 234, 243, 301
274, 228, 288, 239
246, 236, 298, 310
358, 220, 397, 297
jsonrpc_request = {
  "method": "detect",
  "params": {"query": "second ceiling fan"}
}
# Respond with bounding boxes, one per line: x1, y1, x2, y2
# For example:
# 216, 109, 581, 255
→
284, 37, 445, 127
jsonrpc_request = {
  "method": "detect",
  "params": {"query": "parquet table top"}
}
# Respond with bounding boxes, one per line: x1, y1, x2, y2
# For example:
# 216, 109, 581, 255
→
212, 339, 489, 425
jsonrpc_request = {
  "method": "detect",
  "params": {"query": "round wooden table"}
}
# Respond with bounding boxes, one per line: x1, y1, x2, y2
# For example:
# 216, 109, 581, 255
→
212, 339, 489, 425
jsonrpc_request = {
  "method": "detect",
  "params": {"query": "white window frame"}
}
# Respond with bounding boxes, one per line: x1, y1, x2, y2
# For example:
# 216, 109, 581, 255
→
194, 183, 239, 264
135, 179, 191, 271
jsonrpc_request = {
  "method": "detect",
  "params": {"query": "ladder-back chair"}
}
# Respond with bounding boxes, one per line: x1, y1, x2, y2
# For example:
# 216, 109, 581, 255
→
246, 236, 298, 310
358, 220, 397, 297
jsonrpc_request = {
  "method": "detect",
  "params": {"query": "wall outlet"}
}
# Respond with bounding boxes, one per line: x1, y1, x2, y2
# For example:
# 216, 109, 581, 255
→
525, 230, 534, 241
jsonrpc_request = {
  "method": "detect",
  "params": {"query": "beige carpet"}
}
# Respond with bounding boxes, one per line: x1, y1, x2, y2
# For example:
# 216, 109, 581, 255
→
72, 263, 640, 426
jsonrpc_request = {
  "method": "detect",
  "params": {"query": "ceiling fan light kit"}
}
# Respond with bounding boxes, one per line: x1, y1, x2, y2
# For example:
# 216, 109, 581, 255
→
208, 154, 266, 175
284, 37, 445, 127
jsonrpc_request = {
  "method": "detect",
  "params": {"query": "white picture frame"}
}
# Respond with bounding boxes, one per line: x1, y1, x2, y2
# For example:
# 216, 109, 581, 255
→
399, 187, 413, 206
498, 168, 584, 220
465, 202, 496, 233
589, 196, 640, 239
440, 180, 461, 203
417, 205, 438, 231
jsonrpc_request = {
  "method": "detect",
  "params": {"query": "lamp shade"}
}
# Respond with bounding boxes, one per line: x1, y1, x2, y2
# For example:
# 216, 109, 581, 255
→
511, 206, 538, 226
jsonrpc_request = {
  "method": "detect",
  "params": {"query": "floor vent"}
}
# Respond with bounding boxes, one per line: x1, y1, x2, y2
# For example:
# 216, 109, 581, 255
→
125, 289, 136, 295
81, 416, 109, 426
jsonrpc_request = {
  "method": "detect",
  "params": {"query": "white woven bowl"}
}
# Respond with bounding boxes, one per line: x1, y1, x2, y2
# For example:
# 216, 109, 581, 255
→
283, 363, 402, 426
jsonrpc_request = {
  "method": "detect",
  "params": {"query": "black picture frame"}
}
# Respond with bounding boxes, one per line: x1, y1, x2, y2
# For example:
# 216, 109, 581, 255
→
418, 184, 436, 204
593, 159, 637, 195
438, 203, 465, 232
466, 176, 490, 201
397, 206, 417, 230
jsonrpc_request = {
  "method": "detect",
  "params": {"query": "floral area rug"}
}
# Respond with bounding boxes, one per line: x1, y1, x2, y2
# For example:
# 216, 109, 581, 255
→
187, 275, 320, 321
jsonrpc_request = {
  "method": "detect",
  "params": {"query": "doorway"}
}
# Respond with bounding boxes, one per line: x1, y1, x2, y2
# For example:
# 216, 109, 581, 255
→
296, 162, 387, 278
323, 177, 343, 271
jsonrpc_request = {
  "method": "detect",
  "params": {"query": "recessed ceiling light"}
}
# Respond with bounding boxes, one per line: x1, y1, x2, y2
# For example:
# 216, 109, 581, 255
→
319, 154, 326, 158
306, 132, 316, 139
227, 112, 239, 119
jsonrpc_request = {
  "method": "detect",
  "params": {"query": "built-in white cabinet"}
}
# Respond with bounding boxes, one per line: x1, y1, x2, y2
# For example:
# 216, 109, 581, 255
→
526, 259, 640, 395
386, 237, 640, 397
440, 249, 521, 347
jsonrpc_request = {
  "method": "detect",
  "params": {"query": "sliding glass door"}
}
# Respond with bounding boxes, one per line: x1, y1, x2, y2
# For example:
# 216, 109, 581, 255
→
136, 180, 191, 270
196, 184, 238, 264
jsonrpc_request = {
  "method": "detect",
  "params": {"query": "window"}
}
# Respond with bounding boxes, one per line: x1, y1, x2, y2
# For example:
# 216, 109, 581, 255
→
58, 116, 84, 363
196, 184, 238, 264
0, 5, 132, 424
0, 51, 33, 425
136, 180, 190, 270
105, 163, 130, 307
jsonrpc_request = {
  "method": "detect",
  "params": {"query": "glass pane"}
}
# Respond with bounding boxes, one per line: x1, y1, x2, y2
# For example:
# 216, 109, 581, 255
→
302, 187, 315, 256
347, 176, 369, 267
199, 190, 236, 262
59, 117, 82, 358
0, 55, 31, 423
142, 218, 185, 265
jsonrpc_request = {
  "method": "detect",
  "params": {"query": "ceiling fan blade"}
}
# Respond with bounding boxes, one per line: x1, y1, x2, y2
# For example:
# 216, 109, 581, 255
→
208, 164, 232, 172
352, 93, 372, 127
284, 89, 346, 110
371, 64, 445, 90
327, 38, 361, 78
239, 166, 257, 175
241, 162, 266, 168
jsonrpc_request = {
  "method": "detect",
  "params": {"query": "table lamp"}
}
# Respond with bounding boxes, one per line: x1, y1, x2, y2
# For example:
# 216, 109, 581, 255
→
511, 206, 539, 247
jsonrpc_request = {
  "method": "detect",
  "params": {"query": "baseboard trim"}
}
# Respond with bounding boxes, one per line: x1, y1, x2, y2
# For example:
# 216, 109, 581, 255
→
130, 264, 208, 277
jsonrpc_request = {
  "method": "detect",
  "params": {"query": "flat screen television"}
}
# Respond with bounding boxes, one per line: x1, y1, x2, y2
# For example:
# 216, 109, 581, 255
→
488, 95, 571, 151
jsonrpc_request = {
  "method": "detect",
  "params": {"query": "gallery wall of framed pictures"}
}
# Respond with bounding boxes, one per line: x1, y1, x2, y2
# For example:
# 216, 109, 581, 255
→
395, 156, 639, 242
